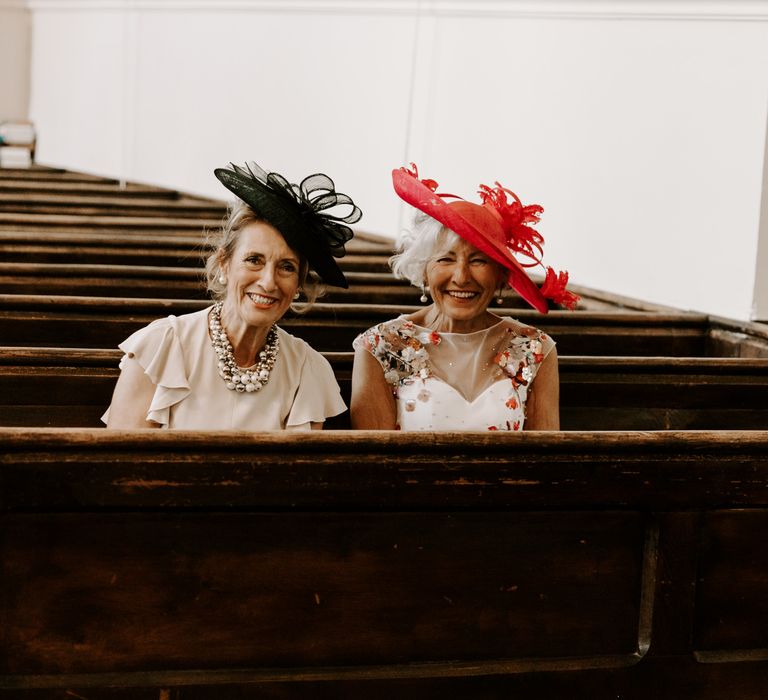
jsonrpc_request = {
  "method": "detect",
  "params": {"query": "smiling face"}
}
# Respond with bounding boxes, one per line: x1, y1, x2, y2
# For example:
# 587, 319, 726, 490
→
219, 220, 301, 334
425, 229, 506, 331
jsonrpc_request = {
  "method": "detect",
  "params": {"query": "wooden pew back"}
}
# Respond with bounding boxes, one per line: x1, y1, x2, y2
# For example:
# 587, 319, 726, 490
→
1, 430, 767, 698
0, 295, 724, 355
2, 348, 768, 430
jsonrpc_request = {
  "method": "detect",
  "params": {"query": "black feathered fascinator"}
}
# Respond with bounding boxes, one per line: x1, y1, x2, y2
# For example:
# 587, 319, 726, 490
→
214, 161, 362, 288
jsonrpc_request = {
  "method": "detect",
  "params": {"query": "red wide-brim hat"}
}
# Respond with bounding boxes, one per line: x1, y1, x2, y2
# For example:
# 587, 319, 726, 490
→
392, 165, 579, 313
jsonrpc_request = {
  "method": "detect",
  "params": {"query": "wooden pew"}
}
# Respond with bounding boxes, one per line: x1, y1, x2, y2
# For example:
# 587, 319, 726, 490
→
0, 262, 447, 305
0, 178, 190, 198
2, 348, 767, 430
0, 294, 729, 355
0, 192, 227, 219
1, 429, 767, 699
0, 166, 108, 182
0, 222, 395, 255
0, 261, 652, 311
0, 231, 700, 312
0, 229, 394, 267
0, 231, 393, 271
3, 165, 767, 699
0, 212, 225, 233
0, 262, 575, 309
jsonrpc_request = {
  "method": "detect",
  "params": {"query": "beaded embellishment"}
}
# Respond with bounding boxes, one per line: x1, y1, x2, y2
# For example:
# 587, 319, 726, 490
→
360, 320, 441, 387
208, 302, 279, 393
493, 330, 546, 388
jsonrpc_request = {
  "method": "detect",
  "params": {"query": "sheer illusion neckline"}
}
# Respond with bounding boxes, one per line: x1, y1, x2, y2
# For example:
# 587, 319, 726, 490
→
404, 317, 506, 338
400, 316, 512, 403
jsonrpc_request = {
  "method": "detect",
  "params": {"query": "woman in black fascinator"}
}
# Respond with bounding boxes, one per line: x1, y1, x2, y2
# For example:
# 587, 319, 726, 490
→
104, 161, 361, 430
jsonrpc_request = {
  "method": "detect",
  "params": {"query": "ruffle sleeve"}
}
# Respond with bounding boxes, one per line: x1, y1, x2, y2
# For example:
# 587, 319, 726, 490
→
116, 316, 191, 427
285, 347, 346, 428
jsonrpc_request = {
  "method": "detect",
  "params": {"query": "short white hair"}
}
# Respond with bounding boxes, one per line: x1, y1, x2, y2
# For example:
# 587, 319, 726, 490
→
389, 206, 464, 287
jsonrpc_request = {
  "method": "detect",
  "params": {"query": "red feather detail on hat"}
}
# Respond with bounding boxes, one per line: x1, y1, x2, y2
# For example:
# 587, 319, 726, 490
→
401, 163, 457, 199
540, 267, 581, 310
402, 163, 437, 190
478, 183, 544, 266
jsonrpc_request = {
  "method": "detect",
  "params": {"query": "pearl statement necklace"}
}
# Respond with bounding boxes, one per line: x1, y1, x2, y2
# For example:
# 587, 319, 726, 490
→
209, 302, 279, 393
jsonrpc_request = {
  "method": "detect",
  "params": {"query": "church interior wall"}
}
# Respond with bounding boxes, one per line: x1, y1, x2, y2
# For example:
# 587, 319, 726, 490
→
0, 0, 31, 122
21, 0, 768, 322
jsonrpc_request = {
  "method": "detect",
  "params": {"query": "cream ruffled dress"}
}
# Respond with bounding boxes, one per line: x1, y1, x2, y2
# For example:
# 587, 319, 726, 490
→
102, 307, 346, 430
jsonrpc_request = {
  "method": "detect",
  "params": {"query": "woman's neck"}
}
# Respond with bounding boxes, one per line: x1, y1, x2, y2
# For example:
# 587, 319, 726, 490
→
217, 304, 271, 367
416, 306, 500, 334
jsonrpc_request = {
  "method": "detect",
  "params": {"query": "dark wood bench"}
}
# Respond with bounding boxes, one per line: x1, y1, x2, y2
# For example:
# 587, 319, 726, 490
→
0, 192, 228, 219
0, 294, 731, 355
0, 216, 388, 240
0, 261, 662, 312
0, 211, 225, 233
0, 166, 110, 182
0, 235, 664, 311
0, 178, 188, 197
0, 232, 393, 271
0, 263, 453, 305
1, 429, 767, 699
2, 347, 767, 430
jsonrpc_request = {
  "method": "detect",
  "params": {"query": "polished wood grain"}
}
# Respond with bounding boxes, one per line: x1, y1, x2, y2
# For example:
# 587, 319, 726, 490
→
1, 430, 768, 697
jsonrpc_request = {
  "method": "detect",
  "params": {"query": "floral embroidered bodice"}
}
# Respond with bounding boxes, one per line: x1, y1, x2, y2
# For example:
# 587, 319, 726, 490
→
354, 316, 555, 431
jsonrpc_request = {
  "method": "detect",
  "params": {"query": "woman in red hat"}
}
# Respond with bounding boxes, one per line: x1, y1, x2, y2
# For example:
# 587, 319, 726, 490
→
104, 161, 360, 430
350, 164, 578, 432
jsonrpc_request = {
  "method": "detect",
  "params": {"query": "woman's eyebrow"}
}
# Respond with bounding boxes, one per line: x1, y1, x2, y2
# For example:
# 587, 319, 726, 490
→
243, 250, 299, 263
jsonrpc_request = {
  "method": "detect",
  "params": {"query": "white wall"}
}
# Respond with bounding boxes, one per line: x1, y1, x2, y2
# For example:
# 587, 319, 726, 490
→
755, 109, 768, 322
26, 0, 768, 321
0, 0, 31, 121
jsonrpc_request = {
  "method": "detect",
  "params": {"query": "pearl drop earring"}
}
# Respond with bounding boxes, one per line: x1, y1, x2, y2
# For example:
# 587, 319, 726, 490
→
420, 285, 429, 303
219, 274, 227, 285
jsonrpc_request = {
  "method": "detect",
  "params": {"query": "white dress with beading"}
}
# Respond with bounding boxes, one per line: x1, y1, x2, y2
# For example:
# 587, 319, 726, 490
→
102, 307, 346, 430
354, 316, 555, 431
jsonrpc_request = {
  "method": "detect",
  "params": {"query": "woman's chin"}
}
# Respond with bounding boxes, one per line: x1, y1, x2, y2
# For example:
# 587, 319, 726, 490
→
237, 299, 286, 328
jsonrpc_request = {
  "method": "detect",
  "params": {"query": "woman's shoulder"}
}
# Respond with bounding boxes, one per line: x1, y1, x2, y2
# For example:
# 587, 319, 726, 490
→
356, 316, 439, 352
493, 317, 556, 383
360, 315, 412, 335
498, 316, 555, 348
119, 306, 210, 360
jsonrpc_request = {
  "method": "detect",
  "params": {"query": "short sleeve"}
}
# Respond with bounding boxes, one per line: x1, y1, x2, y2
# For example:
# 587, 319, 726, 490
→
495, 325, 556, 394
534, 332, 557, 381
353, 324, 391, 377
352, 325, 378, 354
285, 347, 346, 427
104, 316, 191, 427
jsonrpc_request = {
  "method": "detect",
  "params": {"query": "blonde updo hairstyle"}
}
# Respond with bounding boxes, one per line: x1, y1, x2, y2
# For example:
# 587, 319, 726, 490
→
205, 200, 324, 311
